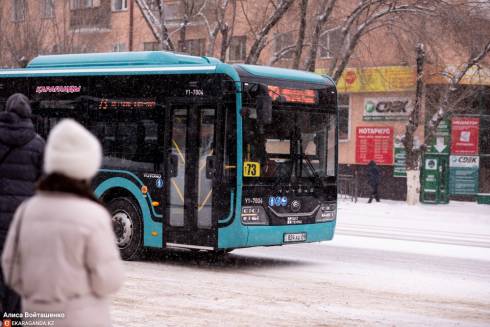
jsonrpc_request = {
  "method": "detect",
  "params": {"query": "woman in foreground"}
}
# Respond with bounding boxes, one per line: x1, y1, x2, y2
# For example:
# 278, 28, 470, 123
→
2, 119, 124, 326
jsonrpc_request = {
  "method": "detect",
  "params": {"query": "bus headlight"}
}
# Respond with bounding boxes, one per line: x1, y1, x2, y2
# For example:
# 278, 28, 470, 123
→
316, 204, 336, 222
241, 206, 269, 225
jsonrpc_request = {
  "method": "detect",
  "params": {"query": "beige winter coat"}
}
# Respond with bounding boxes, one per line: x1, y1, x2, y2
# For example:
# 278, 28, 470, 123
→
1, 192, 124, 326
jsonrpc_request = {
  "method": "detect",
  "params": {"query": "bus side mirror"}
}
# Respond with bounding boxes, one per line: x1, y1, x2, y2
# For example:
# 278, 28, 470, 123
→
168, 153, 179, 178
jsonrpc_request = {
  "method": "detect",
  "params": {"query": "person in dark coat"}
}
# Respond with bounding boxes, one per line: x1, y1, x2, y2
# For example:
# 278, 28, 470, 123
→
0, 93, 45, 314
367, 160, 381, 203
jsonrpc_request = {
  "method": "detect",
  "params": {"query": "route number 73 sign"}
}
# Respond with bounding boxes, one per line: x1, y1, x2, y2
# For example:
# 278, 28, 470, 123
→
243, 161, 261, 177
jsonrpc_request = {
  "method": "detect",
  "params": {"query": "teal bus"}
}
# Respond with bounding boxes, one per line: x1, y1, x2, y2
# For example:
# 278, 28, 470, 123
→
0, 51, 338, 259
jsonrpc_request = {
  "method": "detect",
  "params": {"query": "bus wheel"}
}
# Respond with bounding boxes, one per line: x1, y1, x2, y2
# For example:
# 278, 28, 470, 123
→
108, 197, 143, 261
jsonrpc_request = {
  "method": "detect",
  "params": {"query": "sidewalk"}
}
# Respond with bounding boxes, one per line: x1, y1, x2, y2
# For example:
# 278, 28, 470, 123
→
334, 198, 490, 253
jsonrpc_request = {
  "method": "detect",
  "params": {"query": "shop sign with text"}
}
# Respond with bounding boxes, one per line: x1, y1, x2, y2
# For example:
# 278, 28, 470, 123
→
393, 135, 406, 177
449, 155, 479, 195
355, 127, 394, 165
363, 97, 413, 121
451, 117, 480, 155
318, 66, 416, 93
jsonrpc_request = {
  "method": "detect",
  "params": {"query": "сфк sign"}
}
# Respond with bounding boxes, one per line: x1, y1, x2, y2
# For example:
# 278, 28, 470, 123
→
363, 97, 413, 121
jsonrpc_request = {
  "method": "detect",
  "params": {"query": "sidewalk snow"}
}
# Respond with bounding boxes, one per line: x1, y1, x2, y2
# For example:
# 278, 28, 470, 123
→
333, 198, 490, 262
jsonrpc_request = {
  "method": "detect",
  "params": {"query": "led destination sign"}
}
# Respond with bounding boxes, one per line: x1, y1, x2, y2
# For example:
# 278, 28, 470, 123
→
98, 98, 156, 110
268, 86, 318, 104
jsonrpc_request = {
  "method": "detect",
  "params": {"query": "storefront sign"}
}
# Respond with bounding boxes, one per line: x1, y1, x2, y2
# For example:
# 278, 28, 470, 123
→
427, 65, 490, 86
316, 66, 416, 93
449, 155, 479, 195
363, 97, 413, 121
451, 117, 480, 155
427, 119, 450, 155
393, 135, 406, 177
355, 127, 394, 165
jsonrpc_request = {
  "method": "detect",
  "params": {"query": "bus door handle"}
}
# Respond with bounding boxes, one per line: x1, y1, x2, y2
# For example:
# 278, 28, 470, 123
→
206, 155, 216, 179
169, 154, 179, 178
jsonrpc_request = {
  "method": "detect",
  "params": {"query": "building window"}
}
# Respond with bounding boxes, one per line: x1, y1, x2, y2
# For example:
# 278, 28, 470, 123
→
228, 36, 246, 62
71, 0, 99, 9
41, 0, 55, 19
338, 94, 350, 141
112, 0, 127, 11
148, 1, 181, 22
144, 42, 162, 51
274, 31, 294, 59
178, 39, 205, 56
12, 0, 26, 22
320, 28, 343, 58
113, 43, 126, 52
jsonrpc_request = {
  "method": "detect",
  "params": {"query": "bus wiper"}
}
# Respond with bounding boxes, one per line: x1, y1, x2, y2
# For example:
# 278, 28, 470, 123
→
296, 128, 324, 189
302, 151, 324, 188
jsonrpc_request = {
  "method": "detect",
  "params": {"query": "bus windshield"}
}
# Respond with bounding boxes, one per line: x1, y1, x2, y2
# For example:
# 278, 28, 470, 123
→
243, 106, 336, 182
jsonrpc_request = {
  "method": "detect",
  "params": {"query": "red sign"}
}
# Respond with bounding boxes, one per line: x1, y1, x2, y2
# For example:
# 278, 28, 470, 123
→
344, 70, 357, 85
356, 127, 394, 165
451, 117, 480, 155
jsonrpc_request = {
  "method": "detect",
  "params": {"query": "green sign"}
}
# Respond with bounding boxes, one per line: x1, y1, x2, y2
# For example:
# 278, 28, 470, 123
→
427, 119, 450, 154
449, 155, 479, 195
393, 137, 406, 177
363, 97, 413, 121
421, 155, 449, 204
423, 157, 439, 191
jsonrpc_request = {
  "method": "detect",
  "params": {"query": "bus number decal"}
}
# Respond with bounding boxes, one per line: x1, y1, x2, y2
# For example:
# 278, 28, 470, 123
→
243, 161, 260, 177
185, 89, 204, 96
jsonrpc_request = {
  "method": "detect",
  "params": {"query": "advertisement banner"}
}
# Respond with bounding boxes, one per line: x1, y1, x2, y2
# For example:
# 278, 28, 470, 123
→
363, 97, 413, 121
426, 65, 490, 86
355, 127, 394, 165
393, 135, 406, 177
451, 117, 480, 155
449, 155, 479, 195
318, 66, 416, 93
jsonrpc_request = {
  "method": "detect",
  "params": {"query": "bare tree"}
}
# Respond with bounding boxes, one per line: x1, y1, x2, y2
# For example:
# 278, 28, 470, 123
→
303, 0, 337, 72
198, 0, 237, 61
0, 1, 52, 67
177, 0, 208, 52
292, 0, 308, 69
137, 0, 175, 50
268, 0, 309, 67
243, 0, 295, 64
401, 1, 490, 204
50, 1, 109, 55
328, 1, 434, 81
0, 0, 116, 67
403, 43, 425, 204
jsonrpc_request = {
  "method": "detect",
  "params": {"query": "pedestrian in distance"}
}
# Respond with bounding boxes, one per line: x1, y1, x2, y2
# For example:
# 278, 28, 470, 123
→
1, 119, 124, 326
367, 160, 381, 203
0, 93, 45, 316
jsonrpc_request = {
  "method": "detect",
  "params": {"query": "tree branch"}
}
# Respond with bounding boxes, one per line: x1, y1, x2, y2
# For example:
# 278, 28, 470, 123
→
245, 0, 295, 64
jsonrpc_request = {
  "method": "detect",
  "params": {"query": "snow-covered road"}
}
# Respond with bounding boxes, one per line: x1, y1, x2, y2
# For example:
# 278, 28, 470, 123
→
111, 200, 490, 327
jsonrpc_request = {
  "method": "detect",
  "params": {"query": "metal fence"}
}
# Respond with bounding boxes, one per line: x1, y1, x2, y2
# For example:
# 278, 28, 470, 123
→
338, 173, 358, 202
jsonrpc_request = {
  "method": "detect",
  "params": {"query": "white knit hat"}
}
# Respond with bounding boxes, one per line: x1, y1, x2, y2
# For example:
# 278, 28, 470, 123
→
44, 119, 102, 180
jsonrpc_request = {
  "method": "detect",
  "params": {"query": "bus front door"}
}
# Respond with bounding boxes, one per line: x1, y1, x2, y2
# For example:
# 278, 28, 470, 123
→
164, 104, 218, 250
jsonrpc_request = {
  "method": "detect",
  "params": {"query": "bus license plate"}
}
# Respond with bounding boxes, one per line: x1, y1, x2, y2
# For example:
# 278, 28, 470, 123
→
283, 232, 307, 243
